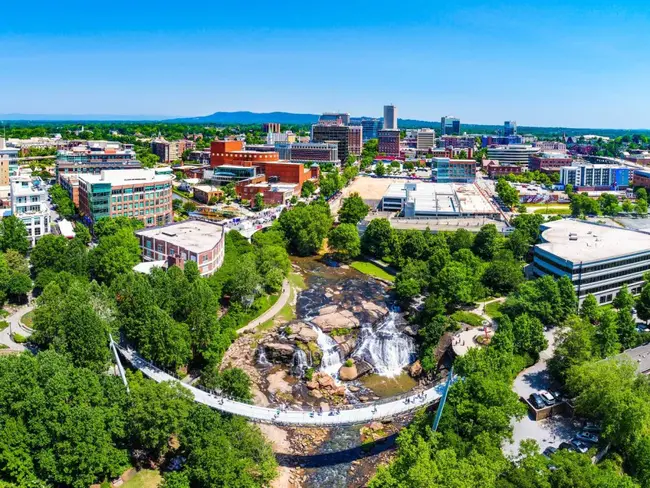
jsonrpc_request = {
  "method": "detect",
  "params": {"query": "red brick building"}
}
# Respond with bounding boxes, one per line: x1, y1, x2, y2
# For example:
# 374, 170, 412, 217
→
486, 162, 523, 178
528, 153, 572, 173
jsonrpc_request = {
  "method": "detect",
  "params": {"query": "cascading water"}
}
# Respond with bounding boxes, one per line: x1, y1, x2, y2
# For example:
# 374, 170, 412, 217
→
292, 348, 311, 377
353, 311, 416, 377
257, 346, 272, 368
312, 325, 343, 377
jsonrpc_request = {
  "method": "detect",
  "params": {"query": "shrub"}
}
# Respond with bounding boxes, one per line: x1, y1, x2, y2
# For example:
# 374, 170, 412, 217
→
0, 321, 8, 331
305, 368, 315, 381
344, 359, 354, 367
12, 333, 27, 344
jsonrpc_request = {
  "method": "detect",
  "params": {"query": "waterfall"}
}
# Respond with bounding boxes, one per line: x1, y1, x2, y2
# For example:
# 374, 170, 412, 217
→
292, 348, 310, 377
353, 311, 416, 378
257, 346, 272, 368
312, 324, 343, 378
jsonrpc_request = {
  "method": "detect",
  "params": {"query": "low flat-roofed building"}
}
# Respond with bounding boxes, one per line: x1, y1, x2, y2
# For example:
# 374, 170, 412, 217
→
135, 220, 225, 276
533, 219, 650, 304
621, 343, 650, 374
380, 182, 499, 218
193, 184, 223, 204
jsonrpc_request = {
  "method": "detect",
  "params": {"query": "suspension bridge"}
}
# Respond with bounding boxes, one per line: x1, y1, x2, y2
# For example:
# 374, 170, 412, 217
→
114, 342, 451, 427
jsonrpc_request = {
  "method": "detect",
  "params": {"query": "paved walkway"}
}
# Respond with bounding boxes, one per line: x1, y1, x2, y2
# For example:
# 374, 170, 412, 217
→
237, 279, 291, 335
0, 304, 35, 352
116, 343, 446, 426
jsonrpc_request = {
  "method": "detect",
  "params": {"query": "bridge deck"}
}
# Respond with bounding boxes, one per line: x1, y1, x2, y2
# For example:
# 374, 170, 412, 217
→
117, 345, 444, 427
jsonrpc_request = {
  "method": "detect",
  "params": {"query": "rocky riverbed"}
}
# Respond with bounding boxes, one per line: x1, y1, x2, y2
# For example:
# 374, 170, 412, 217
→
222, 256, 434, 487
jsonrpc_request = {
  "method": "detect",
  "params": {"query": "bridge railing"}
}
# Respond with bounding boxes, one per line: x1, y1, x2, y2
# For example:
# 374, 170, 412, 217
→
118, 343, 442, 413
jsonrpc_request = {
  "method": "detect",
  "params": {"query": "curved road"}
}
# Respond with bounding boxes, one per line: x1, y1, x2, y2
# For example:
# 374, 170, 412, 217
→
116, 344, 445, 427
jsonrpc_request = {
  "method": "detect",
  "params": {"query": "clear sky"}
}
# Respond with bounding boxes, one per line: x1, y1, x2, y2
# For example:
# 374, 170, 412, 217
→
2, 0, 649, 128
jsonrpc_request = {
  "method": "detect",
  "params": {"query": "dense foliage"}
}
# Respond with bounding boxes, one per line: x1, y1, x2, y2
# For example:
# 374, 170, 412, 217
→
0, 352, 276, 488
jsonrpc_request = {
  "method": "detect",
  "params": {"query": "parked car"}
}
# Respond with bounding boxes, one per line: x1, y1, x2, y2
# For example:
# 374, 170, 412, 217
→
529, 393, 546, 409
576, 431, 599, 444
583, 422, 602, 433
543, 446, 558, 458
540, 390, 556, 406
570, 439, 590, 454
559, 442, 575, 452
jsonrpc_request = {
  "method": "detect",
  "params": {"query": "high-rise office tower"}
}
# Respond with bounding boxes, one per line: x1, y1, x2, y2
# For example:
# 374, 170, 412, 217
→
441, 116, 461, 136
360, 118, 382, 141
383, 105, 397, 130
504, 121, 517, 136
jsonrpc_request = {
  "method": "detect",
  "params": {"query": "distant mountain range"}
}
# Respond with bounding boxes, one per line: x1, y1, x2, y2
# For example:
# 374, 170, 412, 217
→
1, 111, 648, 136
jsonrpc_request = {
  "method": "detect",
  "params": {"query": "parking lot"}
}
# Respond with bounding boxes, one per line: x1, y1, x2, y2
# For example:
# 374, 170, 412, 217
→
503, 330, 583, 457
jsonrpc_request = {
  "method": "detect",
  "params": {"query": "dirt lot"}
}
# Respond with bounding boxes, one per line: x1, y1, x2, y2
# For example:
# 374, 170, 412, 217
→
336, 176, 407, 212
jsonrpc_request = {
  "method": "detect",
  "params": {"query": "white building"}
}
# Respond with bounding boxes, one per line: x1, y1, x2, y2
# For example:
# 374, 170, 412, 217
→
559, 164, 631, 189
416, 129, 436, 151
383, 105, 397, 130
486, 145, 540, 165
10, 175, 51, 246
533, 219, 650, 305
0, 138, 18, 186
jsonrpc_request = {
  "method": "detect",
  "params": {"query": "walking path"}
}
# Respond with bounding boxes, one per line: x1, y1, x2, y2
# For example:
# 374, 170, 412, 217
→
116, 343, 446, 427
237, 279, 291, 335
0, 304, 35, 352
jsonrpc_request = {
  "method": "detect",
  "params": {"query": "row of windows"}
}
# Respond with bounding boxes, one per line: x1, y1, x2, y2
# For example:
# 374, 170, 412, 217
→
111, 192, 168, 202
577, 261, 650, 286
579, 277, 645, 297
112, 199, 169, 210
534, 250, 650, 275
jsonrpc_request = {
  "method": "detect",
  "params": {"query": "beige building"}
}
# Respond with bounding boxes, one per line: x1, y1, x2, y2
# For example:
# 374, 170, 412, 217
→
151, 137, 195, 163
0, 138, 18, 186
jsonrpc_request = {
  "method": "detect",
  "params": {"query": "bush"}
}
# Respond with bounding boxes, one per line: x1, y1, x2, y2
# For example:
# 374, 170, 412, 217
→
304, 368, 315, 381
0, 321, 8, 331
344, 359, 354, 367
12, 333, 27, 344
331, 327, 352, 337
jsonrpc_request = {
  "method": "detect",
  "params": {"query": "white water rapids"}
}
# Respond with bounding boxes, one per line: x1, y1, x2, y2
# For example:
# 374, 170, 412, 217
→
353, 311, 416, 377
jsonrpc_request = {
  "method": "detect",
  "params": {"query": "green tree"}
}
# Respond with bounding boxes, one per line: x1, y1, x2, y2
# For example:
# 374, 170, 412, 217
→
506, 229, 530, 260
635, 188, 648, 201
276, 201, 333, 256
338, 192, 369, 224
472, 224, 503, 260
512, 313, 548, 359
599, 193, 622, 215
361, 218, 393, 259
89, 228, 141, 283
395, 260, 429, 302
595, 309, 621, 358
375, 162, 386, 177
613, 285, 635, 310
0, 216, 29, 254
74, 222, 92, 245
301, 180, 316, 197
636, 198, 649, 216
616, 306, 637, 350
6, 273, 32, 302
496, 178, 519, 208
482, 250, 524, 295
253, 192, 265, 210
637, 284, 650, 324
32, 279, 110, 372
49, 184, 76, 218
448, 228, 475, 253
127, 373, 193, 459
216, 367, 253, 402
93, 216, 143, 238
328, 223, 361, 260
433, 261, 478, 307
579, 294, 600, 324
548, 315, 596, 382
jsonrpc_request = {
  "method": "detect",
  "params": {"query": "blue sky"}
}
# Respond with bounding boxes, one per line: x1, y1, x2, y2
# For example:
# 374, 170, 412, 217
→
2, 0, 649, 128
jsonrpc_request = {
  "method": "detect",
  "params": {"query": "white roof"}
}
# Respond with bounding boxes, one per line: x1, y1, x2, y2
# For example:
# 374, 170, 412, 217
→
537, 219, 650, 264
136, 220, 224, 254
57, 219, 75, 238
133, 260, 168, 274
79, 169, 172, 185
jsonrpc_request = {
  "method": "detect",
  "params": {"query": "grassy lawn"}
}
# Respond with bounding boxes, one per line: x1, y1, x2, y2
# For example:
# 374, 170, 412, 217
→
121, 470, 162, 488
484, 301, 503, 320
532, 207, 572, 215
20, 311, 34, 329
525, 203, 570, 208
350, 260, 395, 282
288, 271, 306, 290
451, 311, 485, 327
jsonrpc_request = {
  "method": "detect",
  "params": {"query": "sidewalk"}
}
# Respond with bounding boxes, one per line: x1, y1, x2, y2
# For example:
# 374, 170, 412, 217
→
0, 303, 35, 352
237, 280, 291, 335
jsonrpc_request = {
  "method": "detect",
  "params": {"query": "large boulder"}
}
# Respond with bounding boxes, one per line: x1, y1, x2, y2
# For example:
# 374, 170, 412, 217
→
312, 309, 360, 332
339, 364, 358, 381
289, 322, 318, 343
314, 372, 337, 390
338, 359, 373, 381
408, 360, 423, 378
262, 342, 295, 364
360, 300, 389, 320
